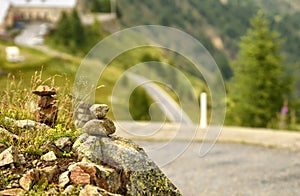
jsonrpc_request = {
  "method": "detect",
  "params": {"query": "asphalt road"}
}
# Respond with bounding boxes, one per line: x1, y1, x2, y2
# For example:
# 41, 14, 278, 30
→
14, 23, 44, 46
137, 141, 300, 196
128, 73, 193, 124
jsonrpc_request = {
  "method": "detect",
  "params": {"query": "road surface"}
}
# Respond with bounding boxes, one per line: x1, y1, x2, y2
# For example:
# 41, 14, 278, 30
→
116, 123, 300, 195
14, 23, 44, 46
137, 141, 300, 196
128, 73, 193, 124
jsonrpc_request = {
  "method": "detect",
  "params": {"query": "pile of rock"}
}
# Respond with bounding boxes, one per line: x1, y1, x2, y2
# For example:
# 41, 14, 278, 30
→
82, 104, 115, 136
0, 102, 182, 195
32, 85, 58, 127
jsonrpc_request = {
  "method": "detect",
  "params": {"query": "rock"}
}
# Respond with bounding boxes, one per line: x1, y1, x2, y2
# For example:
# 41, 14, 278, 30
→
41, 151, 57, 161
79, 185, 117, 196
0, 143, 6, 153
89, 104, 110, 119
73, 135, 182, 195
68, 162, 121, 193
69, 165, 91, 185
19, 169, 39, 191
55, 137, 72, 152
4, 117, 36, 129
63, 185, 75, 195
79, 185, 101, 196
18, 154, 26, 165
83, 119, 116, 136
39, 165, 59, 182
32, 159, 38, 166
0, 146, 19, 167
46, 188, 59, 195
32, 85, 56, 96
4, 117, 49, 130
33, 85, 58, 126
0, 127, 18, 140
72, 134, 101, 163
94, 164, 121, 193
41, 141, 63, 156
58, 171, 70, 188
79, 185, 122, 196
34, 105, 58, 127
0, 188, 26, 196
38, 96, 55, 108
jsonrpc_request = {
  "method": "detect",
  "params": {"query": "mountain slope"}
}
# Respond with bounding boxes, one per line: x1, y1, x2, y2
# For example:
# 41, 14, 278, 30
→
118, 0, 300, 81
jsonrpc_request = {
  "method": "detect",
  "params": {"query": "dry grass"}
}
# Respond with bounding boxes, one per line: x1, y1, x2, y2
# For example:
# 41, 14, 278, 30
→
0, 70, 79, 156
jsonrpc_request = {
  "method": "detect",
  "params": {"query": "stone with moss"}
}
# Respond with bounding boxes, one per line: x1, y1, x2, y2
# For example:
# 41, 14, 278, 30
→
73, 134, 182, 195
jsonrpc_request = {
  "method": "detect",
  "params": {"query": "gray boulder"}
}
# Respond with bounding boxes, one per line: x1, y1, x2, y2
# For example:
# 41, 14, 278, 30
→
73, 134, 181, 195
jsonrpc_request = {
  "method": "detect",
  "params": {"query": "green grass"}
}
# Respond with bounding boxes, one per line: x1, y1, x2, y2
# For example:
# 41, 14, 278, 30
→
0, 37, 209, 122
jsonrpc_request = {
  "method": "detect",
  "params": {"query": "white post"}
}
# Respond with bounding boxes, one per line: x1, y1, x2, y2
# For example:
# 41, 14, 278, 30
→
200, 92, 207, 129
110, 0, 116, 14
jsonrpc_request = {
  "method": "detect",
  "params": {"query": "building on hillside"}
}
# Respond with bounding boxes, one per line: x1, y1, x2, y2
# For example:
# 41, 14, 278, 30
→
0, 0, 78, 34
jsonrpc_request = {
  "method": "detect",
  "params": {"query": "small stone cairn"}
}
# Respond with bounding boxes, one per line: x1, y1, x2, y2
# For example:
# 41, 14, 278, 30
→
32, 85, 58, 127
79, 103, 116, 136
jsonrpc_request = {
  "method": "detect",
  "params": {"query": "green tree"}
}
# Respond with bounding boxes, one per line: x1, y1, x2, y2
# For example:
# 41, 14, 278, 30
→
229, 11, 291, 127
54, 11, 71, 46
129, 86, 152, 121
91, 0, 111, 13
69, 9, 85, 50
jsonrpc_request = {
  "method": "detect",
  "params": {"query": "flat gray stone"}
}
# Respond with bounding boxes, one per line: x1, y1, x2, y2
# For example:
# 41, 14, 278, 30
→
82, 119, 116, 136
89, 104, 109, 119
55, 137, 72, 152
41, 151, 57, 162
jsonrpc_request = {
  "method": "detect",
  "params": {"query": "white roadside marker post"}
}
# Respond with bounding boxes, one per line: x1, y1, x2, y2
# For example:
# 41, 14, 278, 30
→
200, 92, 207, 129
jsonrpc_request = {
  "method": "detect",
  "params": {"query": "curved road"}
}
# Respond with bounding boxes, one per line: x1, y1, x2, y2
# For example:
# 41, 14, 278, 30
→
128, 73, 193, 124
137, 141, 300, 196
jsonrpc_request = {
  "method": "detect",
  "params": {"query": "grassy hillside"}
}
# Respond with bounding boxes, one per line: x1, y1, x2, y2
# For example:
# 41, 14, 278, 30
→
0, 37, 207, 122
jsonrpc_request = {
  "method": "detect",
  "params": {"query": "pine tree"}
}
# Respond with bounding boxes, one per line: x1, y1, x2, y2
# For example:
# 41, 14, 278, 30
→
229, 11, 291, 127
70, 9, 85, 50
54, 11, 71, 46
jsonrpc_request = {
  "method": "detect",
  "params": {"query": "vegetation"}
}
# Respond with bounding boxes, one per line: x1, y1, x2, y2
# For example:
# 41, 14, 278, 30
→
228, 12, 292, 128
117, 0, 300, 82
129, 86, 152, 121
0, 70, 79, 156
48, 9, 108, 55
90, 0, 111, 13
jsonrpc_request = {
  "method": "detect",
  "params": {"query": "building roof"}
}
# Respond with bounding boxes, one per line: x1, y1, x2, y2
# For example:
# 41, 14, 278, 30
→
11, 0, 77, 8
0, 0, 77, 26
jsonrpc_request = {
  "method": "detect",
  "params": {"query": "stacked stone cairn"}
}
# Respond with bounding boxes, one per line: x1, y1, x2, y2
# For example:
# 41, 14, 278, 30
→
82, 103, 116, 136
32, 85, 58, 127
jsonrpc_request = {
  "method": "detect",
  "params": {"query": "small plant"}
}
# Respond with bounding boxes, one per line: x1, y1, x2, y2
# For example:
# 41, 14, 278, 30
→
62, 151, 74, 158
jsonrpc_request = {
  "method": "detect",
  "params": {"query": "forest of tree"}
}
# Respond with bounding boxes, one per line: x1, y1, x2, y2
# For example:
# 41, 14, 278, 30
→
49, 9, 107, 55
